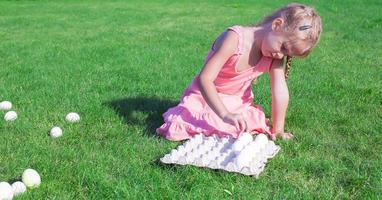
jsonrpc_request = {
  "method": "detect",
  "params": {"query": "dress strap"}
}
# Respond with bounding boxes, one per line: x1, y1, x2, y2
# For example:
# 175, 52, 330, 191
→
227, 25, 243, 55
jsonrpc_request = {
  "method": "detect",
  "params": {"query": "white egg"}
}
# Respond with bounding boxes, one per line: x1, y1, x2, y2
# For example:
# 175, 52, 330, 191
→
11, 181, 26, 196
22, 169, 41, 188
50, 126, 63, 138
65, 112, 80, 122
256, 134, 269, 146
4, 111, 17, 121
0, 182, 13, 200
232, 132, 254, 152
238, 132, 253, 144
0, 101, 12, 110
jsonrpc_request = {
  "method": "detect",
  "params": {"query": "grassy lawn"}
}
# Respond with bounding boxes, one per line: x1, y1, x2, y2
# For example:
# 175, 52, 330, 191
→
0, 0, 381, 199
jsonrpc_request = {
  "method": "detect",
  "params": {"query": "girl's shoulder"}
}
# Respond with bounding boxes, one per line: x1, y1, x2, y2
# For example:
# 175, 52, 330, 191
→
226, 25, 243, 37
225, 25, 244, 55
211, 26, 242, 53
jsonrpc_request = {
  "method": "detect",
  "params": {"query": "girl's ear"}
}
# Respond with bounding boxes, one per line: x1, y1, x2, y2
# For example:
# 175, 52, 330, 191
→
271, 18, 284, 31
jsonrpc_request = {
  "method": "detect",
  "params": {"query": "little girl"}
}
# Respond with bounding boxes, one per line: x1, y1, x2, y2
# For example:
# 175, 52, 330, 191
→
157, 3, 322, 141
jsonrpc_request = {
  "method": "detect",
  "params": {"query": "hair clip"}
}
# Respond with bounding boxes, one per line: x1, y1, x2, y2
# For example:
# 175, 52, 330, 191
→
299, 25, 312, 31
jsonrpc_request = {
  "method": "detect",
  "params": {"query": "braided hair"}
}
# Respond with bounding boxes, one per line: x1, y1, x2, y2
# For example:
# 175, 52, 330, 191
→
284, 56, 292, 81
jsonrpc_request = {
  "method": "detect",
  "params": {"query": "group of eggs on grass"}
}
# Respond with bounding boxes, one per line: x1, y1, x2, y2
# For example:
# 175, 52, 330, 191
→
0, 169, 41, 200
0, 100, 80, 138
0, 100, 81, 199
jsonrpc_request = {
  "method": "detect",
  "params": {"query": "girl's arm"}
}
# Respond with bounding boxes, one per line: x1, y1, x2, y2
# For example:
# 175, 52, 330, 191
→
199, 31, 247, 132
269, 58, 289, 136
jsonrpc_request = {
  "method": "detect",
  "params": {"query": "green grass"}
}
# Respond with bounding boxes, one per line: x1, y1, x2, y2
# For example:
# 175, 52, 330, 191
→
0, 0, 381, 199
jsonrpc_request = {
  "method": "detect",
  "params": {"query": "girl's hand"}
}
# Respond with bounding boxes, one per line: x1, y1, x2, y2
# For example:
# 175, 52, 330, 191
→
222, 113, 248, 133
269, 132, 294, 141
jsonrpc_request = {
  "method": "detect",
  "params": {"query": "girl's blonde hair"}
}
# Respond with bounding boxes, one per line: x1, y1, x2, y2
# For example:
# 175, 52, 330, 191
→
258, 3, 322, 80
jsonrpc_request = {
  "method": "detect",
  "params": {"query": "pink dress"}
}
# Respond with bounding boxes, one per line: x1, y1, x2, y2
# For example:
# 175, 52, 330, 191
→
156, 25, 275, 141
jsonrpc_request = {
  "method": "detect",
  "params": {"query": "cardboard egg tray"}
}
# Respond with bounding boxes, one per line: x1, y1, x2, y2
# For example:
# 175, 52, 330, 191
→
160, 133, 281, 178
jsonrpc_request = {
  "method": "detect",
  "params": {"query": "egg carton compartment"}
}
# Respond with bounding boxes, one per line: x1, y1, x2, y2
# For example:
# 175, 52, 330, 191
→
160, 132, 280, 178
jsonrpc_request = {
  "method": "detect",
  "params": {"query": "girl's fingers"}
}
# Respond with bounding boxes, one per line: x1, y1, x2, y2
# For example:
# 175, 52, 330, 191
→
233, 120, 240, 131
238, 120, 245, 132
227, 114, 248, 132
285, 132, 294, 140
238, 120, 243, 132
269, 134, 276, 141
267, 132, 294, 141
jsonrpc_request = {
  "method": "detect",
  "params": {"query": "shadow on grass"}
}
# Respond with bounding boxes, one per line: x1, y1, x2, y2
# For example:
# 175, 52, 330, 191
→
151, 158, 238, 179
104, 96, 177, 137
151, 158, 184, 172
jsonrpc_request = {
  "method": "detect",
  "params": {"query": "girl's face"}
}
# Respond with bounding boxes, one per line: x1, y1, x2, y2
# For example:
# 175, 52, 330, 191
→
261, 30, 311, 59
